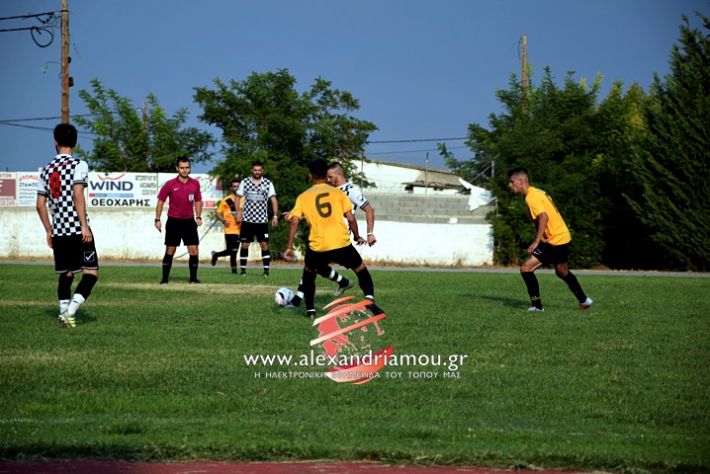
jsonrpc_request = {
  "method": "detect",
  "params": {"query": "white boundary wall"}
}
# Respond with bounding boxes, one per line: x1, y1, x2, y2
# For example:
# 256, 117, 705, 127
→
0, 164, 494, 266
1, 207, 493, 266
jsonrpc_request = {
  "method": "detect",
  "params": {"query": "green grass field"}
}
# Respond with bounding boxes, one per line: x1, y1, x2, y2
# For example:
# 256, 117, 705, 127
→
0, 263, 708, 472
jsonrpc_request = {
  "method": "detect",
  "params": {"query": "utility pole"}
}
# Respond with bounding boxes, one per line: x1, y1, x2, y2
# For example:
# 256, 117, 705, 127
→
60, 0, 70, 122
521, 33, 528, 114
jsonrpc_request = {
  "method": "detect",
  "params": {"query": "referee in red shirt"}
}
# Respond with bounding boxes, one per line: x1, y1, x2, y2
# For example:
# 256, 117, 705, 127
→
155, 157, 203, 284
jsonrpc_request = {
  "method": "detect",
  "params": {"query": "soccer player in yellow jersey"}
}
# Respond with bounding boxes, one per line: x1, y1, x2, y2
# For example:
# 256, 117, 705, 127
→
284, 159, 376, 318
211, 178, 243, 273
508, 168, 593, 312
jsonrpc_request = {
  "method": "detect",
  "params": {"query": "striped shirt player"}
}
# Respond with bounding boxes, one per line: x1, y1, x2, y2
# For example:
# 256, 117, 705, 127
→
285, 159, 377, 318
36, 123, 99, 328
235, 161, 279, 276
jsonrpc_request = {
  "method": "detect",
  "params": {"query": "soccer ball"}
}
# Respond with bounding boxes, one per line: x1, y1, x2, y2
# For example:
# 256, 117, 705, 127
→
274, 287, 295, 307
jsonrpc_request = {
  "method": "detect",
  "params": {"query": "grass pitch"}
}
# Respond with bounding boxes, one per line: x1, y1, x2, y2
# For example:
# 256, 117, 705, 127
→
0, 263, 708, 472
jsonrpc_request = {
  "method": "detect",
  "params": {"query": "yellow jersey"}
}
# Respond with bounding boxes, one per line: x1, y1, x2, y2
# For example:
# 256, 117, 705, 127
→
290, 183, 353, 252
217, 195, 243, 235
524, 186, 571, 245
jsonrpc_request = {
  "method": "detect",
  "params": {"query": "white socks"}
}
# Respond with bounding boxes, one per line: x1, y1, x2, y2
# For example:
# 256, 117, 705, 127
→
66, 294, 86, 316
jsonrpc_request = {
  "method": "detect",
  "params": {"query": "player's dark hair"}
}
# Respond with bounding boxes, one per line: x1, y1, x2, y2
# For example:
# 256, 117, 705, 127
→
53, 123, 78, 148
251, 160, 263, 168
308, 159, 329, 179
328, 161, 344, 172
508, 167, 529, 178
230, 178, 241, 186
176, 156, 191, 166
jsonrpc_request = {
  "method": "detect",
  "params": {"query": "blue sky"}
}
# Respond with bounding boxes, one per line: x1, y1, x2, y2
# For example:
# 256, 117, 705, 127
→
1, 0, 707, 173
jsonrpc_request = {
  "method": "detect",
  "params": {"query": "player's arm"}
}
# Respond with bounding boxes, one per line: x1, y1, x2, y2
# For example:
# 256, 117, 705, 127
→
270, 195, 279, 228
72, 183, 92, 243
215, 206, 226, 224
284, 214, 300, 260
528, 212, 548, 254
345, 210, 365, 245
154, 199, 165, 232
362, 202, 376, 246
235, 182, 245, 224
35, 194, 53, 248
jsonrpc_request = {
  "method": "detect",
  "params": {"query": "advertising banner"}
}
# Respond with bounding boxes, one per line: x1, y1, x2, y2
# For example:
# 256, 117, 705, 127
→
0, 172, 17, 206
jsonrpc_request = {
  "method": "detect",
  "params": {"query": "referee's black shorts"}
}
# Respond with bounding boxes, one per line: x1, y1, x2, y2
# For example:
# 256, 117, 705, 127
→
305, 244, 363, 272
165, 217, 199, 247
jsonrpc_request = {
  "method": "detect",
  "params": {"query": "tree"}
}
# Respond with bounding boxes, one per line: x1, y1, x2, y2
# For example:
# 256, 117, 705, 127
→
194, 69, 377, 255
74, 79, 213, 172
628, 14, 710, 270
458, 69, 608, 267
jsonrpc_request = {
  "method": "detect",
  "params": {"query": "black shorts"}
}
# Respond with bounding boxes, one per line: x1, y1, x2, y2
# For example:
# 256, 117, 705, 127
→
305, 244, 363, 272
224, 234, 240, 250
240, 222, 269, 243
52, 233, 99, 274
165, 217, 199, 247
532, 242, 569, 265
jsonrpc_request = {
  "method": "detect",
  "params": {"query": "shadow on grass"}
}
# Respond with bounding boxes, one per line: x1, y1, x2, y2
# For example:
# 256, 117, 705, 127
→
477, 294, 528, 309
44, 308, 97, 326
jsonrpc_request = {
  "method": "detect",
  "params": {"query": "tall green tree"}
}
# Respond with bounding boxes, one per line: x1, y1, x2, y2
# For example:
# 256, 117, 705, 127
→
628, 14, 710, 270
455, 69, 607, 267
194, 69, 377, 254
74, 79, 213, 172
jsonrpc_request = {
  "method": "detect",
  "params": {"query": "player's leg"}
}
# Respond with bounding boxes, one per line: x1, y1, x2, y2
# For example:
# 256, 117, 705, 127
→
64, 235, 100, 326
337, 246, 374, 302
258, 224, 270, 276
302, 249, 320, 318
229, 234, 239, 273
520, 254, 543, 311
554, 260, 592, 309
52, 236, 73, 317
239, 224, 252, 275
320, 266, 352, 296
259, 242, 270, 276
212, 234, 234, 266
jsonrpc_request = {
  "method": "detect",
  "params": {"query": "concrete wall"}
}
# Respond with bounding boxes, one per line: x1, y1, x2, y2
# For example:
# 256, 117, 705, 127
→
1, 162, 494, 266
1, 203, 493, 266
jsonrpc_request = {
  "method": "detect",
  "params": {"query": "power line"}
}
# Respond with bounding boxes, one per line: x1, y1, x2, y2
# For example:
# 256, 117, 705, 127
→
0, 11, 59, 22
367, 145, 468, 156
367, 137, 466, 144
0, 114, 91, 124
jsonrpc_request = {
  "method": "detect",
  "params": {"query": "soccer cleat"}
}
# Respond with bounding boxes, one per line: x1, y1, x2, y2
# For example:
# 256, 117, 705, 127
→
231, 268, 237, 274
240, 271, 247, 277
527, 306, 545, 312
305, 309, 316, 319
334, 280, 354, 296
579, 297, 594, 311
189, 279, 202, 284
59, 313, 76, 328
211, 251, 218, 266
160, 279, 169, 285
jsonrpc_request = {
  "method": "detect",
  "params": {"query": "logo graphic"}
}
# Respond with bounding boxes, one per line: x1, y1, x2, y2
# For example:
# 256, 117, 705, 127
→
83, 251, 95, 262
310, 296, 392, 384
